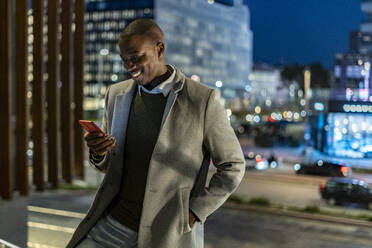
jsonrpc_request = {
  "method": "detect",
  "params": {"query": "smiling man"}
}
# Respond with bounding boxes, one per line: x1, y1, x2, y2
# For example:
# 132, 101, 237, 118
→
67, 19, 245, 248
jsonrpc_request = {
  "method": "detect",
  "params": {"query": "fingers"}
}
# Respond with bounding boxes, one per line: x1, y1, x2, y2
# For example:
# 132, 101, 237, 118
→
85, 132, 108, 147
90, 137, 114, 151
85, 132, 104, 142
93, 138, 116, 156
84, 132, 116, 156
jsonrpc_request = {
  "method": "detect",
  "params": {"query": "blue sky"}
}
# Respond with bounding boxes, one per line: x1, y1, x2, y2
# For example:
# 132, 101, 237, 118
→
243, 0, 365, 68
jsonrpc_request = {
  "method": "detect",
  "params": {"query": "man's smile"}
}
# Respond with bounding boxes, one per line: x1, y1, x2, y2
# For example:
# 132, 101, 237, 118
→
130, 69, 142, 80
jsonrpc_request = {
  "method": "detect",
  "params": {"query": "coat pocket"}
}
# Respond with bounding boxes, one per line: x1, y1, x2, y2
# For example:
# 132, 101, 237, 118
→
180, 187, 192, 234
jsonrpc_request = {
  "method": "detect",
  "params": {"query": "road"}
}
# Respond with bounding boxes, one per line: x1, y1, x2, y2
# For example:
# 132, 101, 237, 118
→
28, 188, 372, 248
24, 140, 372, 247
205, 207, 372, 248
234, 168, 324, 208
232, 165, 372, 214
27, 157, 372, 247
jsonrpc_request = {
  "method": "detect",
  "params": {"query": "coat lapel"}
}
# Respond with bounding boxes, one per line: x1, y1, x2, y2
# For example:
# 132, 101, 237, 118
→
160, 68, 185, 128
111, 80, 137, 155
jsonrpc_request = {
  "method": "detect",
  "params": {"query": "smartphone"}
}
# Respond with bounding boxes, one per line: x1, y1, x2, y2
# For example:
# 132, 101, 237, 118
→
78, 120, 105, 135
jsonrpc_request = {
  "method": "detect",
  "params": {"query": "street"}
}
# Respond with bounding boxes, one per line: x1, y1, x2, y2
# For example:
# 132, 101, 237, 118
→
27, 151, 372, 247
234, 163, 372, 211
28, 191, 372, 248
234, 168, 324, 208
28, 172, 372, 248
205, 206, 372, 248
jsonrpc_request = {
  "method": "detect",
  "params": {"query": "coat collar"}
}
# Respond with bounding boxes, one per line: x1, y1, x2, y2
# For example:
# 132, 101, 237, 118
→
117, 65, 186, 97
137, 65, 176, 97
110, 66, 186, 154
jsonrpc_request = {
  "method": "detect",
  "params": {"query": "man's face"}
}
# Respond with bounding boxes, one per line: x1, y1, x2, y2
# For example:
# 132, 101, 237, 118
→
119, 35, 165, 85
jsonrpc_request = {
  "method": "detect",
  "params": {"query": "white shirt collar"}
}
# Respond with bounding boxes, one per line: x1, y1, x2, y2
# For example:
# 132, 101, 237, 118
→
138, 65, 176, 97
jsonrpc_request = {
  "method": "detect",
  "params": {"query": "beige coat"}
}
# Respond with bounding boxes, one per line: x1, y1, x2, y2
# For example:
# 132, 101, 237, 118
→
67, 67, 245, 248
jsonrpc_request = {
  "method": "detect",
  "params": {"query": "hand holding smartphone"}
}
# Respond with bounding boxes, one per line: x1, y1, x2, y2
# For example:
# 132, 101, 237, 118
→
79, 120, 116, 156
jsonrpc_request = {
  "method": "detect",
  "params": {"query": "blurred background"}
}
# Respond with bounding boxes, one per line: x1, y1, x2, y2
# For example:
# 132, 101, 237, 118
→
1, 0, 372, 247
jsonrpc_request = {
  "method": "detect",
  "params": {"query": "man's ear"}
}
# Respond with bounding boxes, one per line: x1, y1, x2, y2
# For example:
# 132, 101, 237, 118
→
157, 41, 165, 58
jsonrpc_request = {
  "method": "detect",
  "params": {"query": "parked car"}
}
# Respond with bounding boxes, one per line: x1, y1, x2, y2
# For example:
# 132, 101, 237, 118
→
294, 160, 352, 177
320, 177, 372, 208
244, 152, 269, 170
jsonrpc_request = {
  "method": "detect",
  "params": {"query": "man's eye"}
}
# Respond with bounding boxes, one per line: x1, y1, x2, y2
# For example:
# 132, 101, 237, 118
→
123, 55, 142, 64
123, 56, 138, 62
133, 55, 144, 62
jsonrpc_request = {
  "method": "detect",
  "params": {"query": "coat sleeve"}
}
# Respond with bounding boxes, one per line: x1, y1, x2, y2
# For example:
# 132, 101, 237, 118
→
88, 86, 112, 173
189, 89, 245, 222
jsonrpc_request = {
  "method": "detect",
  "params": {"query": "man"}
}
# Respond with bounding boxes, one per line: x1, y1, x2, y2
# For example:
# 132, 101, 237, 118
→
68, 19, 245, 248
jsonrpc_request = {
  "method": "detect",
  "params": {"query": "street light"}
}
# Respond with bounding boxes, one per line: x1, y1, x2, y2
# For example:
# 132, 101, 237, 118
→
304, 67, 311, 150
304, 68, 311, 113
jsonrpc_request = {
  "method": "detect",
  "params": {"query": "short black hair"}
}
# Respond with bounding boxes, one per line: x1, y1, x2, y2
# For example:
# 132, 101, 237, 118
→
118, 19, 164, 46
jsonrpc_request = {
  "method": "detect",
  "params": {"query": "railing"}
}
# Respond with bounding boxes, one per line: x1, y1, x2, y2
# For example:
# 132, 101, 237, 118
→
0, 239, 20, 248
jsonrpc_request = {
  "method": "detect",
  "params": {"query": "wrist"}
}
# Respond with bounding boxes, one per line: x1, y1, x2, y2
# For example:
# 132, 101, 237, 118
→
90, 149, 104, 161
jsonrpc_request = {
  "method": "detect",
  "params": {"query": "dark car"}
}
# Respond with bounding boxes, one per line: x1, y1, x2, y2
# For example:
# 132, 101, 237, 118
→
294, 160, 352, 177
320, 177, 372, 208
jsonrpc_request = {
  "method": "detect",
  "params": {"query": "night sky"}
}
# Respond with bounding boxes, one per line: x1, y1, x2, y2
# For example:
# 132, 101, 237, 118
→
243, 0, 365, 68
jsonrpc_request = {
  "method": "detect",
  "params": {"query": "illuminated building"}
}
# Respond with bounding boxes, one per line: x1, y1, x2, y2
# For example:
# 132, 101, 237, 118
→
84, 0, 154, 103
333, 53, 371, 90
317, 1, 372, 161
334, 1, 372, 91
322, 55, 372, 159
323, 58, 372, 159
84, 0, 253, 111
324, 100, 372, 159
156, 0, 252, 90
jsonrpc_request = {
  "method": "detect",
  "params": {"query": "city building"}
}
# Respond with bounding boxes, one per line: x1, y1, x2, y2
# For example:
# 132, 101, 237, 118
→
333, 53, 371, 90
334, 0, 372, 90
349, 30, 372, 55
361, 0, 372, 31
319, 0, 372, 160
156, 0, 252, 89
84, 0, 253, 111
324, 98, 372, 158
84, 0, 154, 111
248, 63, 289, 110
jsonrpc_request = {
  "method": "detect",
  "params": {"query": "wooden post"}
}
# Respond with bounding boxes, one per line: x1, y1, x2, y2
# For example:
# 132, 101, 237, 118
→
15, 0, 29, 196
74, 0, 85, 179
32, 0, 45, 191
47, 0, 60, 189
61, 0, 74, 183
0, 0, 13, 200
